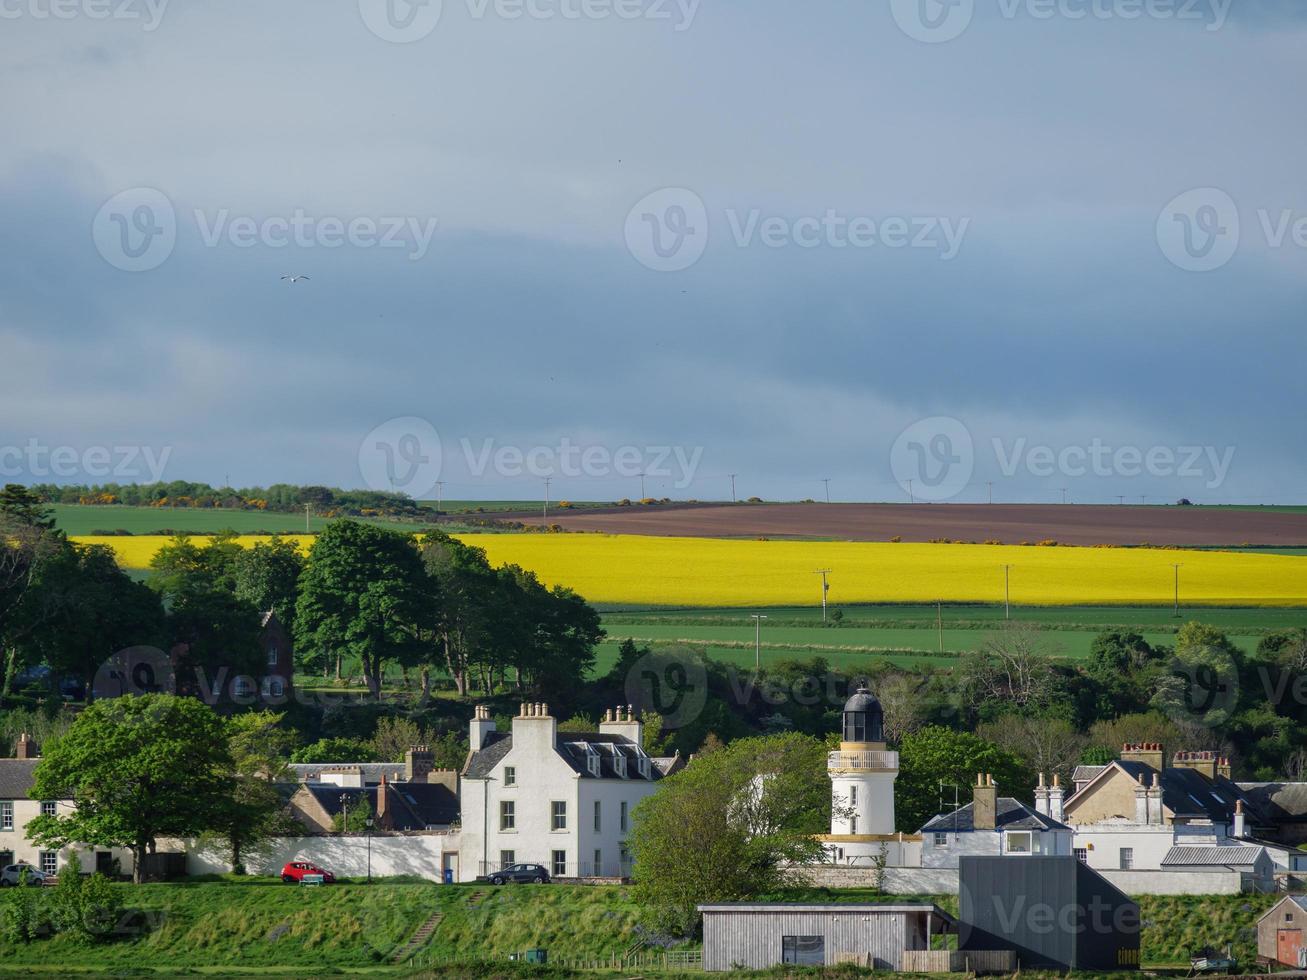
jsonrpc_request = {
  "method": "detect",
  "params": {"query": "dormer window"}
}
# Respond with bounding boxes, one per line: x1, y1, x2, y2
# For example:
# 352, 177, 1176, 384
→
638, 758, 651, 779
614, 754, 627, 778
582, 745, 600, 776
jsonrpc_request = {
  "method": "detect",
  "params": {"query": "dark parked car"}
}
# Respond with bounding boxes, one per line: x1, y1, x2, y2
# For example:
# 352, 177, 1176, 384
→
487, 863, 550, 885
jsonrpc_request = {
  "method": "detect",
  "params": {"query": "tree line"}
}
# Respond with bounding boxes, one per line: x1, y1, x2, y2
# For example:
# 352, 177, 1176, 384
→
0, 485, 602, 705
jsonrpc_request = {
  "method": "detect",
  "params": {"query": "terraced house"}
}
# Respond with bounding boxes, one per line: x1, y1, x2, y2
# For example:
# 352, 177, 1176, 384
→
458, 703, 682, 883
0, 734, 133, 878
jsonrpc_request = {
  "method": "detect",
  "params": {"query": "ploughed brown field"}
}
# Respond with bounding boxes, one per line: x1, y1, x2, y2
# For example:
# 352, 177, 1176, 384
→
498, 503, 1307, 547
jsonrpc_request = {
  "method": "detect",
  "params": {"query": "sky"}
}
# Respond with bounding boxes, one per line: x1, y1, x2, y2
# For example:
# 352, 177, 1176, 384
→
1, 0, 1305, 505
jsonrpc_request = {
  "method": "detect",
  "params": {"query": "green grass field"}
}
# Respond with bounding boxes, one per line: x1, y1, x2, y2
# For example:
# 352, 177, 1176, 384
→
592, 603, 1303, 672
47, 505, 514, 538
0, 879, 1277, 976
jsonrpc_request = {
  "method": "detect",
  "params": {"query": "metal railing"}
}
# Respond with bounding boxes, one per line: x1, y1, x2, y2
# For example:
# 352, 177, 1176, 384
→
827, 749, 899, 770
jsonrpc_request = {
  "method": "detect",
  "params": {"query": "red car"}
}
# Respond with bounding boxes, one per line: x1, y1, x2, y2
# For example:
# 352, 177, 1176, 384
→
280, 861, 335, 884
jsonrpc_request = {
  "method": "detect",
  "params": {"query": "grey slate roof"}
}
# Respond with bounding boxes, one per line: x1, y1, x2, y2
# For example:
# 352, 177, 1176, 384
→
1161, 845, 1266, 869
1237, 782, 1307, 821
1072, 765, 1106, 785
0, 760, 39, 799
920, 797, 1071, 834
1073, 760, 1259, 823
462, 730, 660, 781
301, 781, 458, 830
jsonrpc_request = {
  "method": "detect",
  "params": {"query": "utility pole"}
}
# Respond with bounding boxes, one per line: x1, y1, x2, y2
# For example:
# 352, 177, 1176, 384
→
638, 472, 646, 499
543, 478, 551, 521
822, 479, 831, 504
1002, 564, 1013, 620
814, 569, 832, 622
729, 474, 737, 503
305, 504, 311, 534
750, 614, 768, 671
1140, 495, 1147, 505
1117, 495, 1125, 506
986, 481, 993, 505
907, 479, 914, 504
1171, 563, 1182, 618
937, 600, 944, 653
1059, 488, 1069, 505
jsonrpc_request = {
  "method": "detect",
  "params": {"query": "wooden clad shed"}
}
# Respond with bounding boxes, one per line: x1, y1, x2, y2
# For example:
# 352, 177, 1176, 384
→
698, 903, 954, 971
1257, 895, 1307, 968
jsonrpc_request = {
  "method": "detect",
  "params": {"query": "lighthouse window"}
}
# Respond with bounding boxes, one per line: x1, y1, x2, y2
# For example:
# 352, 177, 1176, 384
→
850, 786, 857, 806
850, 715, 865, 742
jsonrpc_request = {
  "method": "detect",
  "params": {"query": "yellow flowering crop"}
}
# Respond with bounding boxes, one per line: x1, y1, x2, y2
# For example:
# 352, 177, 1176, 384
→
74, 533, 1307, 607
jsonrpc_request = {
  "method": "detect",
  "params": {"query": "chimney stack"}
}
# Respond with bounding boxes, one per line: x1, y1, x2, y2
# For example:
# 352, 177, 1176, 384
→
600, 704, 644, 748
1172, 750, 1218, 781
376, 774, 388, 824
405, 745, 434, 783
1147, 772, 1164, 825
14, 732, 36, 760
469, 704, 496, 752
1034, 772, 1051, 816
512, 699, 557, 744
973, 773, 998, 831
1048, 773, 1065, 822
1134, 773, 1150, 825
1121, 741, 1165, 772
1232, 799, 1247, 838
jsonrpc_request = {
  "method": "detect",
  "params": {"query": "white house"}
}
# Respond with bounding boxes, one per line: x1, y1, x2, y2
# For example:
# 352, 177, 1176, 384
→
918, 772, 1074, 868
457, 702, 681, 883
0, 733, 135, 878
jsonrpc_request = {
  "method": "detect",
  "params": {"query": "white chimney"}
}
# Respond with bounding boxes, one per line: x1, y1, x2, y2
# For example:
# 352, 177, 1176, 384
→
1134, 774, 1150, 825
1148, 772, 1164, 825
1233, 799, 1247, 838
469, 704, 496, 752
1048, 773, 1065, 822
1034, 772, 1051, 816
599, 705, 644, 748
512, 700, 557, 746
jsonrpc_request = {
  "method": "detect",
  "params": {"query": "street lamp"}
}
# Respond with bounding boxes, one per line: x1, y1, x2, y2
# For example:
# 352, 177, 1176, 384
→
365, 816, 374, 884
339, 793, 349, 833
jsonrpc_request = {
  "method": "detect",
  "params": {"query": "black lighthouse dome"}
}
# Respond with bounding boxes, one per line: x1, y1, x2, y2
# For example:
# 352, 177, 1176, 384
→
842, 685, 884, 744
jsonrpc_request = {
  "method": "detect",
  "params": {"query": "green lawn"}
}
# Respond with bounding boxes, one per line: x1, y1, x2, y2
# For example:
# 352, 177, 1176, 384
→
0, 879, 1277, 976
0, 880, 668, 973
593, 603, 1301, 671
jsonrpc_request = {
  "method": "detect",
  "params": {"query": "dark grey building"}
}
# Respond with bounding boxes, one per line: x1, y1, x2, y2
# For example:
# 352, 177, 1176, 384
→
959, 855, 1140, 972
698, 903, 954, 971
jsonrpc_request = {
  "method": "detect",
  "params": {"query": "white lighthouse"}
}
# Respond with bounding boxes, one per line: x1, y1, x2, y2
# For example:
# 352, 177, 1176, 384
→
823, 685, 901, 864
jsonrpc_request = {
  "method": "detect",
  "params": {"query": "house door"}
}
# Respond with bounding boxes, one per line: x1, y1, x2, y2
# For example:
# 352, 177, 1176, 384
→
1277, 929, 1302, 967
442, 852, 458, 883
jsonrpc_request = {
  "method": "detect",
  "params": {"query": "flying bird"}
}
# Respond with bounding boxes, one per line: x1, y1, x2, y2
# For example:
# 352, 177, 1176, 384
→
280, 275, 311, 283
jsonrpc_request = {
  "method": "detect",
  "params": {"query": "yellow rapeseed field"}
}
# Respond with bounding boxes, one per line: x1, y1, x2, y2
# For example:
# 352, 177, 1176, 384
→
73, 533, 1307, 607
